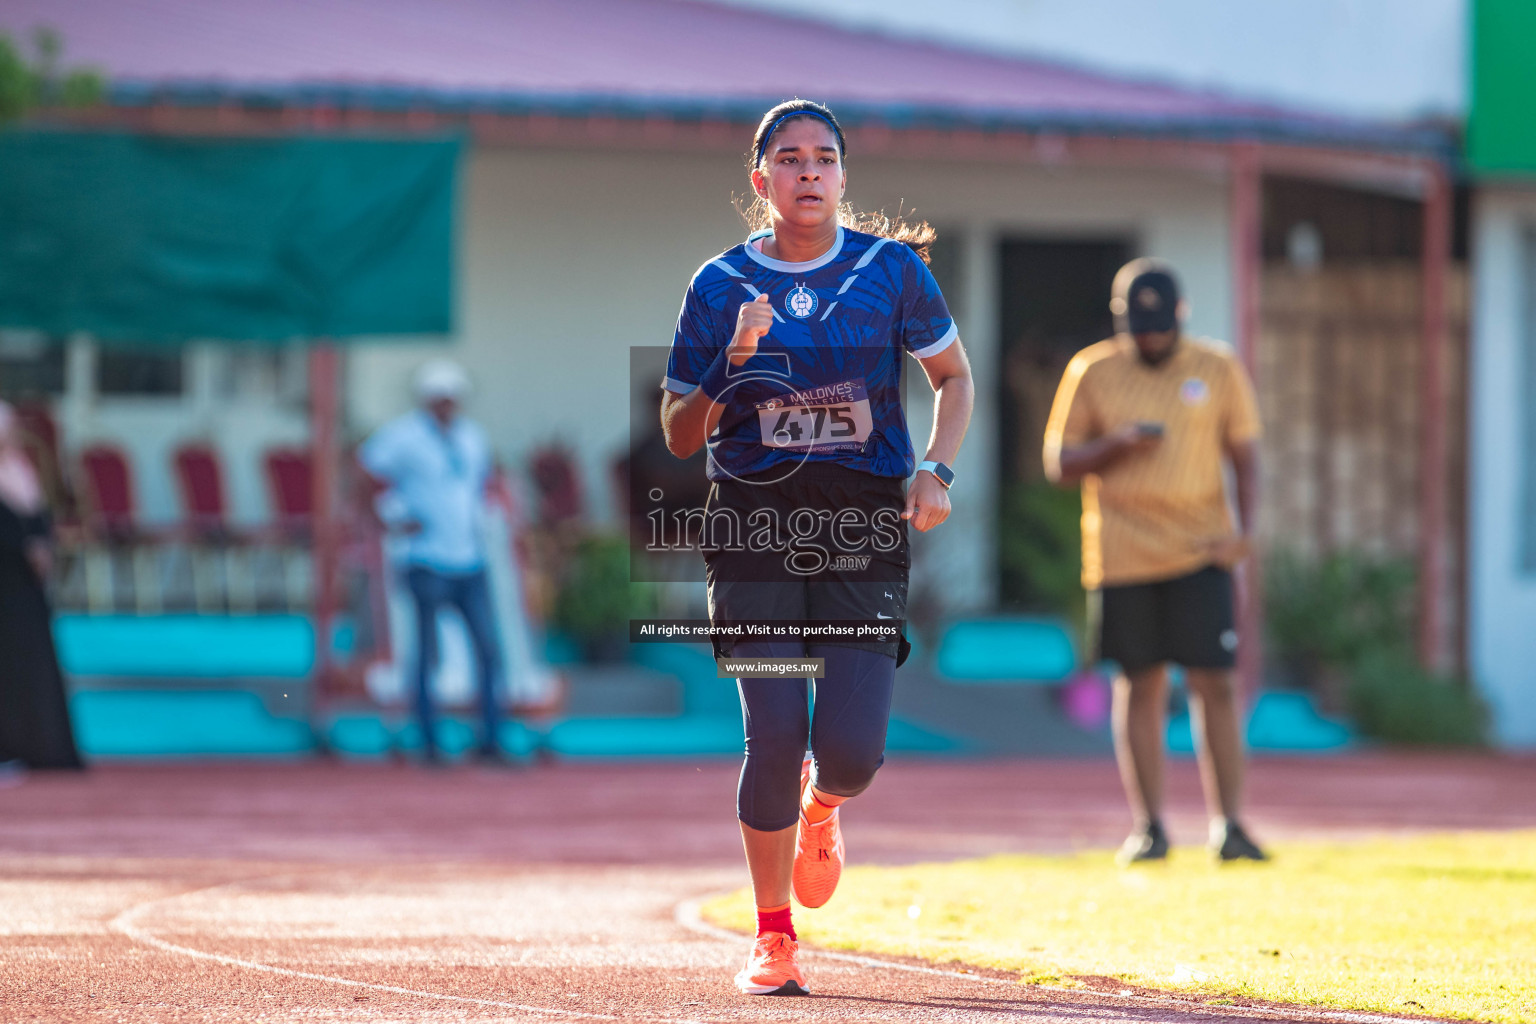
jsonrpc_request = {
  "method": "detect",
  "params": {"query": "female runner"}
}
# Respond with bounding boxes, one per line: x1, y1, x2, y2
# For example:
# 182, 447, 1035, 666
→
660, 99, 974, 996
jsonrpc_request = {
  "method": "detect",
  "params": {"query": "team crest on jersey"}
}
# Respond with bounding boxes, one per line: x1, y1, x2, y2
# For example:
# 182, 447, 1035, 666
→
786, 285, 818, 319
1181, 377, 1209, 405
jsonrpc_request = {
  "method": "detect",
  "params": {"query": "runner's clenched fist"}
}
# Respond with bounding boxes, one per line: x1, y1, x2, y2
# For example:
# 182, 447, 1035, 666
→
730, 293, 772, 365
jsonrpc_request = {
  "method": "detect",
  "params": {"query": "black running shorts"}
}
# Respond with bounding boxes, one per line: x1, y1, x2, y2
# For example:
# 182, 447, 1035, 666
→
702, 463, 909, 660
1096, 565, 1237, 674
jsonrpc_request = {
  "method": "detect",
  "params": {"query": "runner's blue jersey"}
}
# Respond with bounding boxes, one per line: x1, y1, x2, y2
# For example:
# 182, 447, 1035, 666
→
664, 227, 958, 481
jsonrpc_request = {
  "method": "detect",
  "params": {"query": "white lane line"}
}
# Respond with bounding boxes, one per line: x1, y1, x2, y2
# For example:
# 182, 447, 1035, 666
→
672, 894, 1437, 1024
110, 875, 713, 1024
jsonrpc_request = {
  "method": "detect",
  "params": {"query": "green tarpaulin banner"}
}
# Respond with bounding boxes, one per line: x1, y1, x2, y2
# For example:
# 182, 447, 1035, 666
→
1471, 0, 1536, 175
0, 131, 458, 342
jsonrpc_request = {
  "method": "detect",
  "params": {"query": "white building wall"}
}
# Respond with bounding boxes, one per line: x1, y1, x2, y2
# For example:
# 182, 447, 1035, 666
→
347, 144, 1233, 612
1469, 189, 1536, 747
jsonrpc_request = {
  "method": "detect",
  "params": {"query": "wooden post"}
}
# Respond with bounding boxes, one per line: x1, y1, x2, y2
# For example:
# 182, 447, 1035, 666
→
1417, 164, 1452, 671
1229, 143, 1265, 699
310, 343, 341, 699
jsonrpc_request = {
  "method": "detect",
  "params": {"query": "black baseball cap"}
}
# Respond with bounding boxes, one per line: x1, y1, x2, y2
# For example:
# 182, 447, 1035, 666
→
1110, 260, 1181, 335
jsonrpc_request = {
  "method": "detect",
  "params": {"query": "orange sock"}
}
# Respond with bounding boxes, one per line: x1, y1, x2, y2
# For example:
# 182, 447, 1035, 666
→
801, 786, 840, 824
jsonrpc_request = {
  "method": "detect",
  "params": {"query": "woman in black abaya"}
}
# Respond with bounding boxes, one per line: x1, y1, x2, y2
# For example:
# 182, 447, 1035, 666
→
0, 402, 83, 769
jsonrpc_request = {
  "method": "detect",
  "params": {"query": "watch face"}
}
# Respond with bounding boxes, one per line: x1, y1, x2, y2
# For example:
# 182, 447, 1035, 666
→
923, 462, 954, 487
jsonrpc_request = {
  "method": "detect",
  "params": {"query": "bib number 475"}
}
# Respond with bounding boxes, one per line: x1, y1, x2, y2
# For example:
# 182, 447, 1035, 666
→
755, 380, 874, 450
769, 405, 857, 445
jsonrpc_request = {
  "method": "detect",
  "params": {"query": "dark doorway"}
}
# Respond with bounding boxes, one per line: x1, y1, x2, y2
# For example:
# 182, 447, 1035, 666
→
998, 238, 1130, 483
997, 237, 1130, 613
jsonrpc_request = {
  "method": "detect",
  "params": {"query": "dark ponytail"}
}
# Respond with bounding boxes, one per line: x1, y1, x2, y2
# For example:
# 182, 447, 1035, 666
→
741, 99, 938, 265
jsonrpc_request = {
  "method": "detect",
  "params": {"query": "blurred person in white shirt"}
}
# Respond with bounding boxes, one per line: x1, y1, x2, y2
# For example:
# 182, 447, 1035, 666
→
359, 360, 506, 764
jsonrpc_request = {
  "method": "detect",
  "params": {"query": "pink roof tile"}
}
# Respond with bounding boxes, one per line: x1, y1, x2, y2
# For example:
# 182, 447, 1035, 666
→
0, 0, 1442, 149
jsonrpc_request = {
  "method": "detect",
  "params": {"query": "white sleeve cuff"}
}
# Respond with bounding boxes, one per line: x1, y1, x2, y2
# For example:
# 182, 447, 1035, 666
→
662, 375, 698, 395
911, 322, 959, 359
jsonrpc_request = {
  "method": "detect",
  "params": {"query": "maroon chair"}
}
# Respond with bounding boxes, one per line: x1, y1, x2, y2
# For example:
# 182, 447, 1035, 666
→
173, 443, 230, 541
263, 446, 314, 611
172, 442, 252, 611
14, 403, 69, 516
530, 444, 585, 527
263, 447, 313, 540
14, 403, 59, 470
78, 444, 158, 612
79, 445, 137, 542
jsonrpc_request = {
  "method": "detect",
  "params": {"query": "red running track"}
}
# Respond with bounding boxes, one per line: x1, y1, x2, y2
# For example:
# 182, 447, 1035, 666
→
2, 753, 1532, 1022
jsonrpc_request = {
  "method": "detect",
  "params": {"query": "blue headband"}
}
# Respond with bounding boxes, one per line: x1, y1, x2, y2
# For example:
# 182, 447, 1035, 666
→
756, 110, 842, 165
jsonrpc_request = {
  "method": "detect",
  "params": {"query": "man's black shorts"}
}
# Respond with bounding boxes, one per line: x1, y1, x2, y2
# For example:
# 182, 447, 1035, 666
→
702, 462, 909, 660
1096, 565, 1237, 674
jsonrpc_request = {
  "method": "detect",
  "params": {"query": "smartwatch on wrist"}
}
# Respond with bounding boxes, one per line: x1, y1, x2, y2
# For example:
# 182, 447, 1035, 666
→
916, 460, 954, 489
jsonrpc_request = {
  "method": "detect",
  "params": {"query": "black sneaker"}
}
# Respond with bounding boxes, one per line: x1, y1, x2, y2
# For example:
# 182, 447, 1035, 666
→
1213, 821, 1268, 862
1116, 821, 1169, 865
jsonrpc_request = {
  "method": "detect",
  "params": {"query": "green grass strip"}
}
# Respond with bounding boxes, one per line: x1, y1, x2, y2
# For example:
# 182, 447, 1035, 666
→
702, 831, 1536, 1022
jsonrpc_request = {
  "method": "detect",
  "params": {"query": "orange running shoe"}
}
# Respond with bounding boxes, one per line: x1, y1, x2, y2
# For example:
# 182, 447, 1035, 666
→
733, 931, 809, 996
792, 758, 845, 909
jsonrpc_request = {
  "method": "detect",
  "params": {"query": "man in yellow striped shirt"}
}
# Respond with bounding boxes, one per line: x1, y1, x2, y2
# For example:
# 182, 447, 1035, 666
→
1043, 258, 1266, 864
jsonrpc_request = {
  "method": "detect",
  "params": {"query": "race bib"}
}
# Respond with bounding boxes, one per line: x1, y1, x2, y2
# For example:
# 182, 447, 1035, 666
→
755, 379, 874, 451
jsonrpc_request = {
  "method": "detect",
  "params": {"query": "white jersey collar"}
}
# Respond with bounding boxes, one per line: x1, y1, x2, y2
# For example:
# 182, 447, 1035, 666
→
742, 225, 845, 273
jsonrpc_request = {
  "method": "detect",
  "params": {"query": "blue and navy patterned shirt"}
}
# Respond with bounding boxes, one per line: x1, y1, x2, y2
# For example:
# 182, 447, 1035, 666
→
664, 227, 958, 481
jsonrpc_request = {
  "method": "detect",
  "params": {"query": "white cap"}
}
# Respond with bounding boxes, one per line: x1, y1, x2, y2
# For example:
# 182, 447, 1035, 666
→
414, 358, 469, 402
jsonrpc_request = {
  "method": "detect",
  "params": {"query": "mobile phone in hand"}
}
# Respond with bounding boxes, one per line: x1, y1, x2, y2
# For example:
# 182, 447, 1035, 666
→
1137, 421, 1165, 439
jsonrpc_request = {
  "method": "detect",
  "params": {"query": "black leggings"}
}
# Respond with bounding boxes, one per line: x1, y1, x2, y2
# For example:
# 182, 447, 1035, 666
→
735, 641, 896, 832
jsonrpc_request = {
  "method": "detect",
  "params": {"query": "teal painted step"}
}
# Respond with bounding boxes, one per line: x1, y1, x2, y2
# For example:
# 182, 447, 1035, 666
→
632, 643, 741, 716
885, 717, 960, 753
546, 716, 745, 757
325, 715, 542, 759
330, 714, 954, 759
544, 714, 957, 759
57, 614, 315, 678
70, 688, 962, 760
936, 617, 1077, 683
1167, 690, 1355, 754
71, 689, 312, 757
